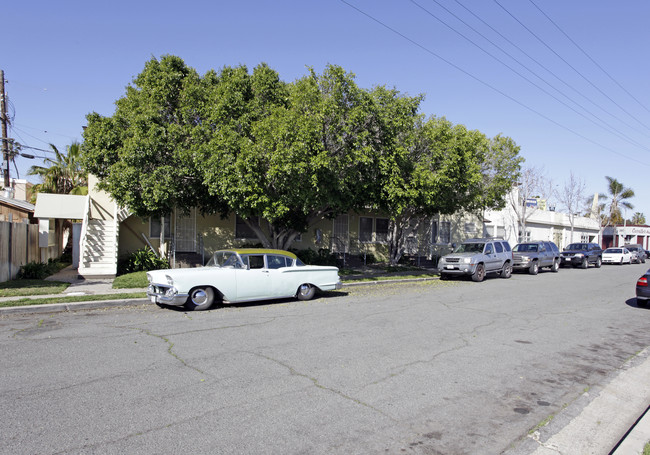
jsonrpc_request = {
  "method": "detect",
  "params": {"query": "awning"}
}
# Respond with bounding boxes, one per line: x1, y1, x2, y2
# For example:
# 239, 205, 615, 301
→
34, 193, 87, 219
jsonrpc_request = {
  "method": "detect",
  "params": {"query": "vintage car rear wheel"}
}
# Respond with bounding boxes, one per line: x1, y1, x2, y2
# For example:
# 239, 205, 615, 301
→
297, 284, 316, 301
185, 287, 215, 311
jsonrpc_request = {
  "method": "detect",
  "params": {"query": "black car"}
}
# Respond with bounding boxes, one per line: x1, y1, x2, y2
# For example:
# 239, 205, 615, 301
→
559, 243, 602, 269
636, 269, 650, 307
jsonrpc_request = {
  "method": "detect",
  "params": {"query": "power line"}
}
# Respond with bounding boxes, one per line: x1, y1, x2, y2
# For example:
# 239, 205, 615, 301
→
449, 0, 650, 143
493, 0, 650, 133
527, 0, 650, 117
337, 0, 647, 167
409, 0, 650, 152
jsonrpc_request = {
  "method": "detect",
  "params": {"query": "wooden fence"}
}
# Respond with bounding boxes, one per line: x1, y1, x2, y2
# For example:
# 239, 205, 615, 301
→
0, 221, 58, 283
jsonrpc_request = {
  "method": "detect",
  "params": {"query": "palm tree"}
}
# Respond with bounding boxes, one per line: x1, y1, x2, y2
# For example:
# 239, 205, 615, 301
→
28, 142, 88, 202
599, 176, 634, 226
631, 212, 646, 225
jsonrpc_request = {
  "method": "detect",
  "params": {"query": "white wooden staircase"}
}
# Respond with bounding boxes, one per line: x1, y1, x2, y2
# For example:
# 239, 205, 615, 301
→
78, 199, 130, 278
78, 219, 117, 277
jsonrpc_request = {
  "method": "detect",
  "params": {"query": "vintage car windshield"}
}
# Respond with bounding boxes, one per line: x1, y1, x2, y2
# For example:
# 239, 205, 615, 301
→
513, 244, 538, 252
453, 243, 485, 253
566, 243, 587, 251
205, 251, 243, 268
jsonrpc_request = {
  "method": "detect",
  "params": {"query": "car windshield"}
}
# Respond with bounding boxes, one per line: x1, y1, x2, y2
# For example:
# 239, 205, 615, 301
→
514, 244, 538, 252
566, 243, 587, 251
454, 242, 485, 253
205, 251, 241, 268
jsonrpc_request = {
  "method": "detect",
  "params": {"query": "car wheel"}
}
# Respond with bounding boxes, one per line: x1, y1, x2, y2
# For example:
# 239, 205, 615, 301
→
439, 273, 449, 280
551, 259, 560, 272
185, 287, 215, 311
501, 262, 512, 279
642, 258, 646, 264
620, 258, 624, 265
528, 262, 539, 275
581, 259, 588, 269
595, 257, 602, 268
297, 283, 316, 301
471, 264, 485, 282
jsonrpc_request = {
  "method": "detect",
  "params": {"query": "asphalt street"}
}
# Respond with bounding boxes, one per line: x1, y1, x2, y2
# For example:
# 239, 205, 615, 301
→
1, 262, 649, 454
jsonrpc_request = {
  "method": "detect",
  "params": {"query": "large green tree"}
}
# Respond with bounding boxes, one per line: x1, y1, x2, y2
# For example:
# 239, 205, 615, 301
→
82, 55, 521, 255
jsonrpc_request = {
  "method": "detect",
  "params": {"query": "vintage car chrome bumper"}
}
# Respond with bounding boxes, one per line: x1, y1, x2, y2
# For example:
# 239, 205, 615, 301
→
147, 284, 189, 306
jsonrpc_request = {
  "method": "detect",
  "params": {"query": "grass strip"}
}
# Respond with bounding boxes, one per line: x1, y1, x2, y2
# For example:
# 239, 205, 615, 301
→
344, 274, 438, 282
0, 280, 70, 297
0, 292, 147, 308
112, 271, 148, 289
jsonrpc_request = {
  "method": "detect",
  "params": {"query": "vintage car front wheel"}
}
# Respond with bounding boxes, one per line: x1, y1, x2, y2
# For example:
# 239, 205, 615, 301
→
185, 287, 215, 311
297, 284, 316, 301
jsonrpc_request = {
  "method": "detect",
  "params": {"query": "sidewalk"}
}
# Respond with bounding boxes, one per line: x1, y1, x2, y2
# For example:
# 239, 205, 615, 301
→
0, 265, 147, 313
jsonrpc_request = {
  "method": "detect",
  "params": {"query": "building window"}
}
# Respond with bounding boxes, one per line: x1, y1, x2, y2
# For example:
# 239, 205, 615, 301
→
150, 214, 171, 239
359, 217, 390, 243
431, 221, 438, 243
464, 223, 476, 235
359, 217, 373, 243
497, 226, 506, 239
235, 215, 258, 239
440, 221, 451, 244
376, 218, 389, 243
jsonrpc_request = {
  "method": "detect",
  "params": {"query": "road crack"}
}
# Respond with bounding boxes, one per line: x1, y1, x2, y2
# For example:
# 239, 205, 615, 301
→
250, 351, 397, 422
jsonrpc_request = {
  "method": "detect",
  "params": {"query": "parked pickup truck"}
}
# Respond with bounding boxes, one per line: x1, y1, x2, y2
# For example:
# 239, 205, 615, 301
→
512, 241, 561, 275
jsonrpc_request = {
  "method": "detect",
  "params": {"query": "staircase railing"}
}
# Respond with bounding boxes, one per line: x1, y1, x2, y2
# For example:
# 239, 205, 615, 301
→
78, 195, 91, 271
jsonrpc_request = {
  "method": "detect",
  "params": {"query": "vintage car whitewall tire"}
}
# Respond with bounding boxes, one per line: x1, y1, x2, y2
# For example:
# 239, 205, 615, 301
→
185, 287, 215, 311
297, 284, 316, 301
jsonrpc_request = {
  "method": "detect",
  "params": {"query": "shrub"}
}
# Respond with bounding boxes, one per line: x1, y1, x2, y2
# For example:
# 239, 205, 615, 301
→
118, 248, 170, 275
17, 261, 51, 280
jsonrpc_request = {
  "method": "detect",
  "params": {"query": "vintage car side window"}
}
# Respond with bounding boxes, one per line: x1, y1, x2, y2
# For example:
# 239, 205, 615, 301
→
494, 242, 504, 253
485, 243, 494, 254
267, 255, 288, 269
295, 258, 305, 267
245, 255, 265, 269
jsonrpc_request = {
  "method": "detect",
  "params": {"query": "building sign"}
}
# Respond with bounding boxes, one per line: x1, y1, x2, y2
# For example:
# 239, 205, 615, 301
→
525, 198, 538, 208
525, 198, 547, 210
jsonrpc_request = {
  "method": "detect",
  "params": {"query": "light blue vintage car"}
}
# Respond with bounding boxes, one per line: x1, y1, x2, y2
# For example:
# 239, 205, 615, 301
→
147, 249, 342, 310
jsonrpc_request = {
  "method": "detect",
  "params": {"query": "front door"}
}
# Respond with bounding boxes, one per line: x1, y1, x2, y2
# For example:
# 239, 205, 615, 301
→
175, 208, 196, 252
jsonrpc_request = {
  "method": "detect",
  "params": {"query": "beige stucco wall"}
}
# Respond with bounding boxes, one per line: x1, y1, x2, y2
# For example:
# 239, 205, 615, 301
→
88, 175, 116, 220
117, 209, 401, 263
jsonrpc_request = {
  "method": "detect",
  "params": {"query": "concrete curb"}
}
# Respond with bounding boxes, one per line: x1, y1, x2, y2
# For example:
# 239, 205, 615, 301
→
0, 298, 150, 315
522, 348, 650, 455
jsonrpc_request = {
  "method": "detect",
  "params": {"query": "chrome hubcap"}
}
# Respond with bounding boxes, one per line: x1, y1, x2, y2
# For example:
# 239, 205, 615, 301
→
191, 289, 208, 305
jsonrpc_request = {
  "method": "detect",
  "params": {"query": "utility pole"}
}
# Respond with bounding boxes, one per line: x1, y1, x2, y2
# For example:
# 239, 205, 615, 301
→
0, 70, 10, 189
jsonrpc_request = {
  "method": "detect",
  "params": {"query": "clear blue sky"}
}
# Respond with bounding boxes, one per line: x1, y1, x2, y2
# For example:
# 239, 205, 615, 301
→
4, 0, 649, 221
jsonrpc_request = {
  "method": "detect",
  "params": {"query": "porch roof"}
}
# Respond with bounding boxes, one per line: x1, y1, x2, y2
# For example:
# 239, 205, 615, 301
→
34, 193, 87, 219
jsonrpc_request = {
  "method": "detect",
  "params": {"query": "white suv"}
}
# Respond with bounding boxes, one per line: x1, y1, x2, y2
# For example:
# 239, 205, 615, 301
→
438, 238, 513, 282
